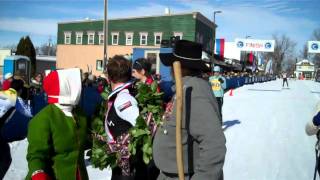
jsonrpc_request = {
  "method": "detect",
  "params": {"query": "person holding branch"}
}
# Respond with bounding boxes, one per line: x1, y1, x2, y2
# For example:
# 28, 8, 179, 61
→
153, 40, 226, 180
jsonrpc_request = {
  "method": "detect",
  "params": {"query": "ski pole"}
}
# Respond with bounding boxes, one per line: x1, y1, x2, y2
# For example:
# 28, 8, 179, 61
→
173, 61, 185, 180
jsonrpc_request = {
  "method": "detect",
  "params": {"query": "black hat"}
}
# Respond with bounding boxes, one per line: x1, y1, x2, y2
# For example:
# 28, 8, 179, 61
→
160, 40, 210, 72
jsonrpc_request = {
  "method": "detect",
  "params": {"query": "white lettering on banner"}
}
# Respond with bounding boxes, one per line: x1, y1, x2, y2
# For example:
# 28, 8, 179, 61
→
235, 38, 275, 52
308, 41, 320, 53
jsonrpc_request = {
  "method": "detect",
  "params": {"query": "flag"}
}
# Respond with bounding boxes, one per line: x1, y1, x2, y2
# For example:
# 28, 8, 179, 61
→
215, 39, 225, 60
249, 52, 254, 64
258, 53, 264, 66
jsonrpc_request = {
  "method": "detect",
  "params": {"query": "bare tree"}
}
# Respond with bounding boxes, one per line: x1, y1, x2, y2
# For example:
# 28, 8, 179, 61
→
263, 34, 296, 75
311, 28, 320, 68
38, 43, 57, 56
285, 58, 297, 76
0, 44, 17, 52
300, 43, 308, 59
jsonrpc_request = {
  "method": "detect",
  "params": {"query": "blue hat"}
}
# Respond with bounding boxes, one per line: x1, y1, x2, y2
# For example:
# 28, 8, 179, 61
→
213, 66, 221, 72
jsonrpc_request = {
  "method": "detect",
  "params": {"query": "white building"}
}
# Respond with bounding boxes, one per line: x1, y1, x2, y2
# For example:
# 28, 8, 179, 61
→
294, 59, 315, 79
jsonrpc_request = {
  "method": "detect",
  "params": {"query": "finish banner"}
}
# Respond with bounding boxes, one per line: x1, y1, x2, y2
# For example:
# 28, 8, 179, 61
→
308, 41, 320, 53
235, 38, 275, 52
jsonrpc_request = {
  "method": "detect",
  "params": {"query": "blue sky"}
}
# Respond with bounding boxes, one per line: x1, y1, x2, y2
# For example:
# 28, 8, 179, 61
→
0, 0, 319, 52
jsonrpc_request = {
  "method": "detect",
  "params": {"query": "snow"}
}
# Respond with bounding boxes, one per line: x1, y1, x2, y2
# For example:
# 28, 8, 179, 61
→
4, 140, 111, 180
223, 79, 320, 180
4, 79, 320, 180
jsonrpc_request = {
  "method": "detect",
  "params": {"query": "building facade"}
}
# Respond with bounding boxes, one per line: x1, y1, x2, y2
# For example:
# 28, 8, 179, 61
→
294, 59, 315, 79
57, 12, 215, 75
0, 49, 12, 78
36, 56, 56, 74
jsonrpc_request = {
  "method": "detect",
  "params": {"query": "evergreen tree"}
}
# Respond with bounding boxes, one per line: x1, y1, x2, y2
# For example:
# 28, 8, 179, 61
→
16, 36, 36, 76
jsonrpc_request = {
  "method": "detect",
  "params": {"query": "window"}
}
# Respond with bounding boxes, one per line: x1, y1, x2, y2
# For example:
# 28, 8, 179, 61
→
126, 32, 134, 46
140, 32, 148, 46
111, 32, 119, 45
199, 34, 203, 44
76, 32, 83, 44
64, 32, 71, 44
173, 32, 183, 40
99, 32, 104, 45
145, 50, 160, 74
87, 31, 95, 45
96, 60, 103, 71
154, 32, 162, 46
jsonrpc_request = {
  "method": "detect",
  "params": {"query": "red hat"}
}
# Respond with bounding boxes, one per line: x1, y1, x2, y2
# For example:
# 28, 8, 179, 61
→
43, 68, 81, 105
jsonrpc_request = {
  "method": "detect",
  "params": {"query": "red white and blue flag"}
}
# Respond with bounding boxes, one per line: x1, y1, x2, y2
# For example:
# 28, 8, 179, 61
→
215, 39, 225, 60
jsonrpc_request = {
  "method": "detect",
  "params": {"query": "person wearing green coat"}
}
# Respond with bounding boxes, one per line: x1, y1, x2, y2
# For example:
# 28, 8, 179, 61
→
26, 68, 89, 180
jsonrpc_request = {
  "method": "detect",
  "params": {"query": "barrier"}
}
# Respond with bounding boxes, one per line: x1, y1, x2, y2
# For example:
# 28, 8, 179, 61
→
225, 75, 276, 92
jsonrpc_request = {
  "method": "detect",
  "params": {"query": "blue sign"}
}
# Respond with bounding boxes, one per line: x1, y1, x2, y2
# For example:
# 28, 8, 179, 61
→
312, 43, 319, 50
265, 42, 272, 49
237, 41, 244, 48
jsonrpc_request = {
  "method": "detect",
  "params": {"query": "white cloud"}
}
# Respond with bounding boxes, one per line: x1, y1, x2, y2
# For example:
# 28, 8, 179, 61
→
0, 0, 317, 50
0, 17, 58, 36
108, 3, 188, 19
168, 1, 318, 49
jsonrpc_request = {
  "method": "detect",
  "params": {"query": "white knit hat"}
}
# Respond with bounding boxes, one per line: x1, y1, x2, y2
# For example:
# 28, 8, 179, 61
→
4, 73, 13, 80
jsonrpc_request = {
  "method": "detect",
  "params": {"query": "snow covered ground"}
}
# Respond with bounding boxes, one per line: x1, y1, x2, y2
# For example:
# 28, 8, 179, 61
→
223, 79, 320, 180
4, 79, 320, 180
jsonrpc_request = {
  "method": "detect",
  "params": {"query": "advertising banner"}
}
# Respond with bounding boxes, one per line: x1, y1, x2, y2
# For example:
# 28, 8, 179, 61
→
308, 41, 320, 53
235, 38, 275, 52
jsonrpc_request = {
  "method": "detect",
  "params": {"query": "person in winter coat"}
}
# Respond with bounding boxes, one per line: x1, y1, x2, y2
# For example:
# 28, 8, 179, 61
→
2, 73, 13, 90
105, 56, 150, 180
132, 58, 160, 179
305, 102, 320, 177
0, 79, 33, 179
153, 40, 226, 180
305, 102, 320, 136
209, 66, 227, 123
132, 58, 154, 85
26, 68, 89, 180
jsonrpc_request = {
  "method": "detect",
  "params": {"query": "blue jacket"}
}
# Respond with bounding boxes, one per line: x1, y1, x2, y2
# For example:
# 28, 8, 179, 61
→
1, 97, 32, 142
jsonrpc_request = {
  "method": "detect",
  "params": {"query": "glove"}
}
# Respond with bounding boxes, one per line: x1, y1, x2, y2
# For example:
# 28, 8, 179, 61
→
313, 111, 320, 126
218, 78, 224, 84
31, 171, 51, 180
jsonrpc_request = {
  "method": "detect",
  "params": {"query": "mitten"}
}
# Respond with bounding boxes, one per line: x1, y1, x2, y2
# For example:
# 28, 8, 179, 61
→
32, 171, 51, 180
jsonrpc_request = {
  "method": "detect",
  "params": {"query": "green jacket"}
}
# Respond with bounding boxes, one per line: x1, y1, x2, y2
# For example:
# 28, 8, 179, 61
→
26, 104, 89, 180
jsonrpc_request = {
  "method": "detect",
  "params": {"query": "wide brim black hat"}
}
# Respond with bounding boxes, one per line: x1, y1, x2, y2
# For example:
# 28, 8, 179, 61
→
160, 40, 210, 72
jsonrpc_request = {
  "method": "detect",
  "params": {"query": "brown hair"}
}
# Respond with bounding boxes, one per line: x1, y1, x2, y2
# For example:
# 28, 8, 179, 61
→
106, 55, 132, 83
132, 58, 152, 76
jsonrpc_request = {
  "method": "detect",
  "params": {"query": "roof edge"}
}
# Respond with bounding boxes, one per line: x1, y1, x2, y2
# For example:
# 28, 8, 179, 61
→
58, 12, 197, 24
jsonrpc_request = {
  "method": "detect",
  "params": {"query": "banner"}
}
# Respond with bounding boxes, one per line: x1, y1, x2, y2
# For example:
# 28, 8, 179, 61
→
235, 38, 275, 52
308, 41, 320, 53
257, 53, 264, 66
265, 59, 273, 74
215, 39, 225, 59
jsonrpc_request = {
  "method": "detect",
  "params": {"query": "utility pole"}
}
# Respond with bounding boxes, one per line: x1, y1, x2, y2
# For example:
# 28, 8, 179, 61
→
103, 0, 108, 71
48, 36, 52, 56
212, 10, 222, 72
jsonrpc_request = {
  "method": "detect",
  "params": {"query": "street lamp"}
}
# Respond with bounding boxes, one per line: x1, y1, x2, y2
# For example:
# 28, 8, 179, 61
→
212, 10, 222, 72
213, 10, 222, 24
103, 0, 108, 71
